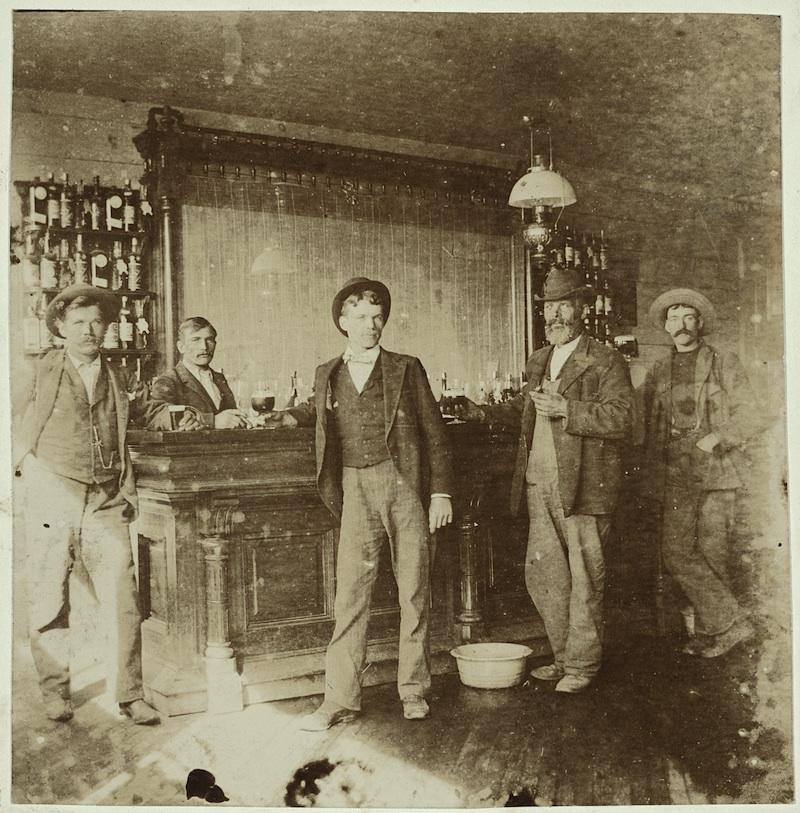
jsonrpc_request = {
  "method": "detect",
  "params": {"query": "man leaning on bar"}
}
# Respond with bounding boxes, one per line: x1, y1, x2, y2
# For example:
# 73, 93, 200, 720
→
150, 316, 248, 429
266, 276, 454, 729
458, 265, 633, 694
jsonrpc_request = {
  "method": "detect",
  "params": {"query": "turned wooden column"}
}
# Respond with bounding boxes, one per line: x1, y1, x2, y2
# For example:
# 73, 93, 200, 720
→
456, 495, 487, 642
200, 533, 243, 713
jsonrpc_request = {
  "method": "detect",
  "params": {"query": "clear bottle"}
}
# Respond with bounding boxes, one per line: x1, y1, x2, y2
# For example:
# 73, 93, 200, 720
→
73, 232, 89, 284
57, 237, 73, 289
112, 240, 125, 289
122, 178, 137, 232
59, 173, 74, 228
127, 236, 142, 291
501, 372, 514, 403
119, 295, 134, 349
39, 232, 58, 289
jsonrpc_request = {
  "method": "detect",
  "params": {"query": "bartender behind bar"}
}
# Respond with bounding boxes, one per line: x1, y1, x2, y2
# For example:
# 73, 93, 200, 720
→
150, 316, 248, 429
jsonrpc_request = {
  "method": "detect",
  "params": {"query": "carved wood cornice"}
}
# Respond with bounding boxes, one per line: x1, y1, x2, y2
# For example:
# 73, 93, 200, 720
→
134, 106, 516, 209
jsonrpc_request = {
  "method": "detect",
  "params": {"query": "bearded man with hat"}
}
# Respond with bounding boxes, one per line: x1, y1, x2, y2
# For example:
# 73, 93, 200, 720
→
639, 288, 762, 657
13, 283, 172, 724
266, 277, 454, 728
458, 266, 633, 693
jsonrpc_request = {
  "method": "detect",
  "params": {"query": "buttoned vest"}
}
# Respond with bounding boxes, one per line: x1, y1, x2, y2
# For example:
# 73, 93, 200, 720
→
35, 360, 120, 483
331, 359, 391, 468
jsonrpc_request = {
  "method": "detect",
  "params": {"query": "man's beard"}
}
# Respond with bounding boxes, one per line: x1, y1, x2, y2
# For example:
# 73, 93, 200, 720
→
545, 318, 580, 346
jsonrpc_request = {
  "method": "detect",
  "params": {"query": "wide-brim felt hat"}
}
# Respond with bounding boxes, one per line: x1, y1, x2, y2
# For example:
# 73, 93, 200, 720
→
331, 277, 392, 335
648, 287, 716, 334
45, 283, 120, 337
534, 266, 592, 302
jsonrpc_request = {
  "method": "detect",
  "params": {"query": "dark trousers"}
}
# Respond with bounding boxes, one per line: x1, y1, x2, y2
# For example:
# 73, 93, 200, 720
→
324, 459, 431, 710
661, 441, 743, 635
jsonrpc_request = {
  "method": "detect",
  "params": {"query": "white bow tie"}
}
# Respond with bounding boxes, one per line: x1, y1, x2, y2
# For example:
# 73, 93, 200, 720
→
345, 353, 375, 365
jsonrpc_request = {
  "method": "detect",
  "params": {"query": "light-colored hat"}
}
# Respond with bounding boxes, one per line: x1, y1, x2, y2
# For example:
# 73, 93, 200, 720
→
46, 283, 119, 338
648, 287, 716, 334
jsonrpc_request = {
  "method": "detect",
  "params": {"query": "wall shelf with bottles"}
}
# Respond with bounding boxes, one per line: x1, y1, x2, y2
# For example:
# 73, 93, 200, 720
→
523, 224, 633, 356
14, 174, 157, 379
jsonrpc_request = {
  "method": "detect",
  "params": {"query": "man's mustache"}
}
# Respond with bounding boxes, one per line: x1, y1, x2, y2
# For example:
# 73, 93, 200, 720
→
672, 328, 693, 336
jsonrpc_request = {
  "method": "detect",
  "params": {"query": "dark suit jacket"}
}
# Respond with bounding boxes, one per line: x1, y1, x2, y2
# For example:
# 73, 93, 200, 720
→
638, 341, 766, 500
150, 361, 237, 427
14, 349, 171, 518
289, 348, 455, 519
485, 334, 633, 517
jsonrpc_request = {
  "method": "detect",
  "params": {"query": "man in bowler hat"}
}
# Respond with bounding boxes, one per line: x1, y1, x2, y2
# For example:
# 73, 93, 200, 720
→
268, 277, 454, 728
14, 283, 170, 723
639, 288, 762, 657
459, 266, 633, 693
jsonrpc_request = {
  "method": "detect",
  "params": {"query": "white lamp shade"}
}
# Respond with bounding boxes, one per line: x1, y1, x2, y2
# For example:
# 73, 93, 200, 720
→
508, 167, 577, 208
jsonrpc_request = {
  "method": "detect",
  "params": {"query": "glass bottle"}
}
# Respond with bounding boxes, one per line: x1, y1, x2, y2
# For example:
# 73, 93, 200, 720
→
119, 295, 134, 349
90, 175, 104, 231
73, 232, 89, 284
59, 173, 75, 228
24, 293, 41, 352
127, 236, 142, 291
122, 178, 137, 232
91, 245, 111, 288
106, 184, 124, 231
39, 232, 58, 288
46, 172, 60, 228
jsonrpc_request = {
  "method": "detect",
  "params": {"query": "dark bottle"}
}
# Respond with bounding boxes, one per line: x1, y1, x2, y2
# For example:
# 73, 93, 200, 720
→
46, 172, 61, 228
90, 175, 104, 231
564, 225, 574, 268
78, 179, 92, 229
287, 371, 299, 408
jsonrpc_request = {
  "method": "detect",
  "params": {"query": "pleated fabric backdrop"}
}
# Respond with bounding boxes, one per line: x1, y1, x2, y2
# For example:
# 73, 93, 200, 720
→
180, 175, 524, 407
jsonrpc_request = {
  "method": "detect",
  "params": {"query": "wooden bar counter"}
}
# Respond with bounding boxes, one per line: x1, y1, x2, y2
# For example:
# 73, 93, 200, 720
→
128, 424, 547, 715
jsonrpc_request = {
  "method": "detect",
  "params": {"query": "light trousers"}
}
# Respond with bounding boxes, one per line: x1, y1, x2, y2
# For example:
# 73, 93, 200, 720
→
22, 456, 144, 704
526, 482, 610, 678
324, 460, 431, 710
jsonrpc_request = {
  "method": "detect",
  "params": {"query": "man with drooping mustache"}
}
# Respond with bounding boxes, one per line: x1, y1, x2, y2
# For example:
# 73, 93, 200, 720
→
13, 284, 171, 724
458, 266, 633, 692
639, 289, 764, 658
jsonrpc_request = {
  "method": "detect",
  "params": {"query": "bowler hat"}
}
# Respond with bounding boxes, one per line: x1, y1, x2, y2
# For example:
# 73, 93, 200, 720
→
331, 277, 392, 336
534, 266, 591, 302
45, 283, 120, 338
648, 287, 716, 334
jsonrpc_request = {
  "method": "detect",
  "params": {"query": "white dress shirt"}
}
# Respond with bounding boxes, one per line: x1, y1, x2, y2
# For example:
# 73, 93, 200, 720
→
66, 352, 102, 400
548, 333, 582, 380
184, 361, 222, 409
342, 344, 381, 393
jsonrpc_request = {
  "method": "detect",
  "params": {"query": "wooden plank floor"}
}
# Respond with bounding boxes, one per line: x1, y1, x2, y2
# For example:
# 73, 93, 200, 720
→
11, 629, 792, 806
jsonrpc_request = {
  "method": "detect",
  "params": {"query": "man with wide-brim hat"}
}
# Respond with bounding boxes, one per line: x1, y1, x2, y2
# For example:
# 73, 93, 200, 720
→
639, 287, 764, 658
267, 276, 454, 728
14, 283, 171, 725
458, 265, 633, 693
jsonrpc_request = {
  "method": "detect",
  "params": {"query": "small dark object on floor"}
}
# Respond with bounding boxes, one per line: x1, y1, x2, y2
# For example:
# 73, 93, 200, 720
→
186, 769, 229, 803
